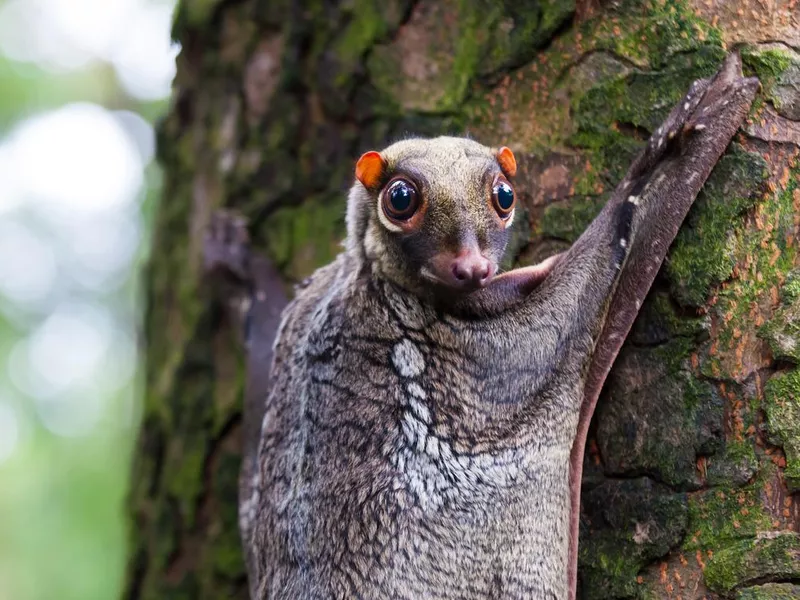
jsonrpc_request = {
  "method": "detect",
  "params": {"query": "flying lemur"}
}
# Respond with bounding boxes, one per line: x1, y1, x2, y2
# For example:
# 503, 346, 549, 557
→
204, 54, 758, 599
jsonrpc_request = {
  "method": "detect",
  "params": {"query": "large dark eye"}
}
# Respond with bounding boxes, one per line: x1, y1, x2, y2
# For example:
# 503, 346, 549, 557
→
382, 179, 419, 221
492, 179, 515, 218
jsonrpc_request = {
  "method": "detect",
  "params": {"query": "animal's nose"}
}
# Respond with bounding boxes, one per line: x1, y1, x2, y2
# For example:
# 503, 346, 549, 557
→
451, 248, 494, 288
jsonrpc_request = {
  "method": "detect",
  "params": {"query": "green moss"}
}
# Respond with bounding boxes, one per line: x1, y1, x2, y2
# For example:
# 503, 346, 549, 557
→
335, 1, 388, 62
369, 0, 548, 114
683, 475, 772, 551
667, 146, 768, 307
782, 270, 800, 303
764, 369, 800, 492
737, 583, 800, 599
706, 439, 759, 488
332, 0, 413, 88
741, 45, 799, 117
570, 126, 644, 192
742, 46, 795, 81
597, 338, 723, 489
569, 43, 727, 200
478, 0, 576, 76
760, 268, 800, 364
629, 290, 707, 346
704, 534, 800, 595
575, 45, 724, 135
172, 0, 224, 39
565, 0, 722, 71
540, 195, 606, 242
701, 165, 799, 380
467, 0, 726, 155
262, 195, 347, 282
578, 539, 642, 599
442, 0, 486, 109
653, 335, 697, 376
760, 300, 800, 364
579, 479, 688, 600
210, 452, 246, 579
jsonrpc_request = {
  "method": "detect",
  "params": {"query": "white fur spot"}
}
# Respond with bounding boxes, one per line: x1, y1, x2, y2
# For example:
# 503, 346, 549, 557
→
402, 411, 428, 452
683, 102, 690, 111
619, 238, 627, 249
694, 123, 706, 131
409, 397, 432, 424
627, 195, 640, 205
392, 339, 425, 377
425, 436, 440, 460
407, 381, 427, 400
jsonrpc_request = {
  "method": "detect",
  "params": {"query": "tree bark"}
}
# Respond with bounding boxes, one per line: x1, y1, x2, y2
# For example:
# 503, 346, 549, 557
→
128, 1, 800, 598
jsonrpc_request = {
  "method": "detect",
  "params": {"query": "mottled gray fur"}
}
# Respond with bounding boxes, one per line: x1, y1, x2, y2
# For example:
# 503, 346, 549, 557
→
212, 55, 758, 600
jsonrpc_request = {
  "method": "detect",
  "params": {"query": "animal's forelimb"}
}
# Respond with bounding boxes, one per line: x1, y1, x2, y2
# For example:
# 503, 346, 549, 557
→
567, 52, 759, 599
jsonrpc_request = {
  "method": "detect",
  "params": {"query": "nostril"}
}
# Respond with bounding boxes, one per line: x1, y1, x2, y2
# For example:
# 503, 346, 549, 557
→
452, 263, 468, 281
476, 262, 490, 281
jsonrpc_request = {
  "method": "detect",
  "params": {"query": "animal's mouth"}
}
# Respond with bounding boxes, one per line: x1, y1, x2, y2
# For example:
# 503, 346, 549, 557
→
423, 246, 498, 291
420, 251, 564, 312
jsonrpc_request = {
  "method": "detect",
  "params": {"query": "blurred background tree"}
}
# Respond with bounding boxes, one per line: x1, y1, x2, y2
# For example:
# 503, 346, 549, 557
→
0, 1, 176, 599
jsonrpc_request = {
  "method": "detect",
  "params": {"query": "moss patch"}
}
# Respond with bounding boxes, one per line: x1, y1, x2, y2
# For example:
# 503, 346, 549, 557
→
700, 163, 799, 381
781, 269, 800, 303
466, 0, 724, 154
597, 339, 723, 490
764, 369, 800, 492
367, 0, 574, 115
667, 146, 768, 308
741, 45, 799, 118
742, 46, 795, 81
261, 195, 348, 283
736, 583, 800, 599
760, 269, 800, 364
629, 290, 707, 346
683, 479, 772, 551
540, 195, 607, 242
706, 439, 759, 488
578, 478, 688, 600
704, 534, 800, 595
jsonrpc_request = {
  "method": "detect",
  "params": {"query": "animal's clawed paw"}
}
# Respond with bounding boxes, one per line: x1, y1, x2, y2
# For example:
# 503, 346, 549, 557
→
204, 210, 251, 282
636, 51, 760, 174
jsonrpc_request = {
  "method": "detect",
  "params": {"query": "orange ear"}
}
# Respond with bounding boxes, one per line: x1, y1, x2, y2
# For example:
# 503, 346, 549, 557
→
355, 151, 386, 190
496, 146, 517, 178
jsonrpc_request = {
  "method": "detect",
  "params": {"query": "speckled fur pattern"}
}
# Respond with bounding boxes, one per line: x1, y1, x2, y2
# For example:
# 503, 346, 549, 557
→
251, 261, 595, 599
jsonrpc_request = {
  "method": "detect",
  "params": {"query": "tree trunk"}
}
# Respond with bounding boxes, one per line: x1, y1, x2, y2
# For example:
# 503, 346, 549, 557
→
128, 1, 800, 598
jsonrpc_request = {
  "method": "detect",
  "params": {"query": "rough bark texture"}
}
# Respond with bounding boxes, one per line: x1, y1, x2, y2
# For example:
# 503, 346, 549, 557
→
128, 1, 800, 598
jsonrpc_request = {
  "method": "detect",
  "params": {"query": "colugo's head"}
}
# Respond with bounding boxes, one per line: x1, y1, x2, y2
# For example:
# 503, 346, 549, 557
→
346, 136, 518, 298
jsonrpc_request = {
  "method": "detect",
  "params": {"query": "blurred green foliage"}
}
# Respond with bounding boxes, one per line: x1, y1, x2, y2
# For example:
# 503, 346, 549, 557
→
0, 5, 170, 600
